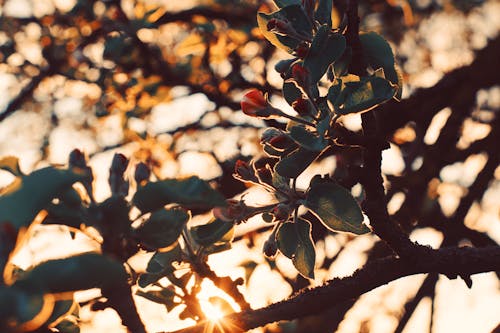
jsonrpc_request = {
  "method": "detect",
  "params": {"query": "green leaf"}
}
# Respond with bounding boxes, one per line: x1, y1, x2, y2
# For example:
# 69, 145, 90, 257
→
0, 156, 22, 176
304, 25, 346, 84
359, 32, 401, 98
333, 46, 352, 78
276, 222, 298, 258
98, 196, 131, 234
191, 218, 234, 247
315, 0, 333, 27
283, 80, 303, 105
44, 202, 87, 229
274, 0, 301, 7
334, 77, 396, 115
292, 219, 315, 279
136, 288, 178, 312
135, 207, 189, 250
0, 167, 86, 231
55, 319, 80, 333
45, 299, 75, 327
257, 5, 312, 53
289, 126, 328, 151
326, 81, 342, 106
132, 176, 226, 213
0, 287, 49, 331
304, 179, 369, 234
14, 253, 128, 293
275, 147, 320, 178
140, 244, 182, 288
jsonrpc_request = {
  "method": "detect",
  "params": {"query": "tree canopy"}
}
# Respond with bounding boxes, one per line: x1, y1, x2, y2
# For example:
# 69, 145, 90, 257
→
0, 1, 499, 333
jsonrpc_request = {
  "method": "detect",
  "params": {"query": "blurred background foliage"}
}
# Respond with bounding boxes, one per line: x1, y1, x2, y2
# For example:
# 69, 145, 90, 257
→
0, 0, 499, 332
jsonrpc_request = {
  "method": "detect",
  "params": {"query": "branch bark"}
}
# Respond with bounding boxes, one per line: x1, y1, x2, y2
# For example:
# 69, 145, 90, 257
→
163, 246, 500, 333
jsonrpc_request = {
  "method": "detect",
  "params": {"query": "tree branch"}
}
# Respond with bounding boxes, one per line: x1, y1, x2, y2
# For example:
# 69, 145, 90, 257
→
163, 246, 500, 333
378, 35, 500, 138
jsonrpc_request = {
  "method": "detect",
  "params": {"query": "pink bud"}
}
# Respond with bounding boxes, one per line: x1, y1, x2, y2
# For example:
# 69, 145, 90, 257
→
291, 63, 310, 89
241, 89, 276, 118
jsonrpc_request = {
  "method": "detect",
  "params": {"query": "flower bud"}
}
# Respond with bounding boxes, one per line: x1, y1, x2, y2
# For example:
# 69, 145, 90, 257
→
266, 18, 294, 36
109, 153, 129, 196
291, 63, 310, 89
234, 159, 258, 183
261, 128, 294, 150
294, 42, 309, 58
241, 89, 277, 118
134, 162, 150, 186
272, 203, 292, 221
263, 238, 278, 258
292, 97, 310, 116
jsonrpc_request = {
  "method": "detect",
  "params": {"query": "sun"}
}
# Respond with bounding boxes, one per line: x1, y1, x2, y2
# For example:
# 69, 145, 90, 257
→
200, 300, 225, 322
196, 279, 241, 322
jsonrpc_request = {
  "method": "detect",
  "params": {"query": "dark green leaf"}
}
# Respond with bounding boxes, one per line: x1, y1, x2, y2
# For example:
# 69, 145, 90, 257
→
275, 147, 320, 178
46, 299, 75, 327
326, 81, 342, 105
304, 25, 346, 84
136, 289, 178, 312
44, 202, 87, 229
14, 253, 127, 293
99, 196, 131, 234
333, 46, 352, 78
276, 222, 298, 258
132, 176, 226, 213
359, 32, 401, 98
292, 219, 315, 279
0, 156, 22, 176
191, 218, 234, 246
0, 286, 47, 330
55, 319, 80, 333
274, 0, 301, 7
0, 167, 86, 231
289, 126, 328, 151
315, 0, 333, 27
140, 244, 183, 288
304, 179, 369, 234
257, 5, 312, 53
135, 207, 189, 250
283, 80, 303, 105
334, 77, 396, 114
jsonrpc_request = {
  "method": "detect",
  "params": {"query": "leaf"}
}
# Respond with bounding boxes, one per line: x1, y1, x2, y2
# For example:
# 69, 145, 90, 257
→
275, 147, 320, 178
274, 0, 301, 7
283, 80, 303, 105
0, 287, 52, 332
315, 0, 333, 27
45, 299, 75, 327
257, 5, 312, 53
190, 218, 234, 247
0, 156, 22, 176
0, 167, 86, 231
359, 32, 402, 98
132, 176, 226, 213
292, 219, 315, 279
139, 244, 183, 288
135, 207, 189, 250
13, 253, 128, 293
276, 222, 298, 258
304, 25, 346, 84
289, 126, 328, 151
136, 289, 178, 312
334, 77, 396, 115
304, 179, 369, 234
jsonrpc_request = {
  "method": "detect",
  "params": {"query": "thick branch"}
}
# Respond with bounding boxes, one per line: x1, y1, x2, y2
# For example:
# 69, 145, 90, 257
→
163, 246, 500, 333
